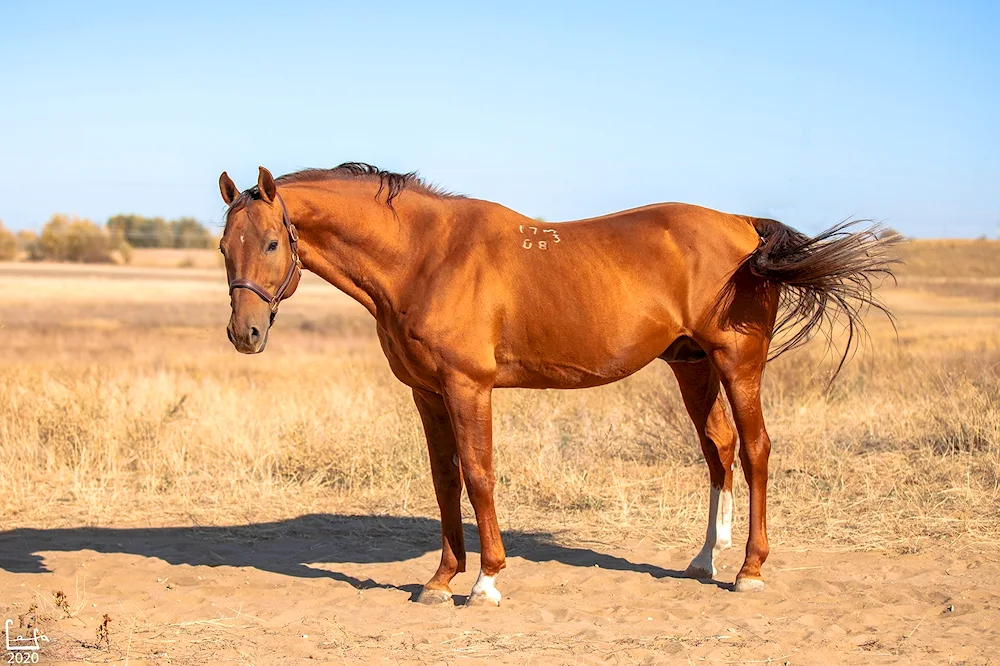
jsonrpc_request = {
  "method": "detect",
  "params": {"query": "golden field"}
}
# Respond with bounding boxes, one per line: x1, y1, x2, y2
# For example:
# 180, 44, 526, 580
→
0, 241, 998, 664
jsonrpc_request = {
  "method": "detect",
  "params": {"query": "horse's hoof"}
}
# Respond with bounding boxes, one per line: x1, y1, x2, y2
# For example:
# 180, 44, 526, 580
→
684, 565, 716, 580
465, 591, 501, 607
734, 576, 765, 593
466, 572, 502, 607
416, 587, 452, 605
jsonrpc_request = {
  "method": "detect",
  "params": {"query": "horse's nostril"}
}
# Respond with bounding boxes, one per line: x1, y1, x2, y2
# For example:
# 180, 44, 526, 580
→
249, 326, 261, 344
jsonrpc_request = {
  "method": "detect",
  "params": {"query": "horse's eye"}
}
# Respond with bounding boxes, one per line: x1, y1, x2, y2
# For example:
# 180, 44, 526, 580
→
267, 240, 279, 253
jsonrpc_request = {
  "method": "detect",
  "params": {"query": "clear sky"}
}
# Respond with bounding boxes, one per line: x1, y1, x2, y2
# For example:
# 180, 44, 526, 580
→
1, 1, 997, 237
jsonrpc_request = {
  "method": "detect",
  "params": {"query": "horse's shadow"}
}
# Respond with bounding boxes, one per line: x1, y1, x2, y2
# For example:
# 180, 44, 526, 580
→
0, 514, 730, 599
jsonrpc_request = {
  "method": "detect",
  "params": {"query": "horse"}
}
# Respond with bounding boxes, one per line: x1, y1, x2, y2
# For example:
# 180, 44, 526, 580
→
217, 164, 896, 605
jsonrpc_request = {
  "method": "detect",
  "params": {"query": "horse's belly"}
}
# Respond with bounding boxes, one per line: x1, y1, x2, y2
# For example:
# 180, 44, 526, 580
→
494, 357, 654, 389
493, 323, 678, 389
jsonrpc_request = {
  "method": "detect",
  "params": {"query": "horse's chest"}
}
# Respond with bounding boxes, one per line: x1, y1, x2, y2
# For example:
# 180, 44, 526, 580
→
375, 322, 441, 391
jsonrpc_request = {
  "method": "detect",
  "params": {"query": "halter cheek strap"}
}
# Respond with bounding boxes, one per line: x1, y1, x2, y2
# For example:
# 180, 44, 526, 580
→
228, 193, 302, 315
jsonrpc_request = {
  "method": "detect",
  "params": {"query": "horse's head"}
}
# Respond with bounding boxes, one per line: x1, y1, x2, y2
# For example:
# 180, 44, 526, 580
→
219, 167, 302, 354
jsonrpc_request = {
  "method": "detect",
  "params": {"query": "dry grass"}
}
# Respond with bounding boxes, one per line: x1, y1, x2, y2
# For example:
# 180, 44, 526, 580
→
0, 240, 998, 556
895, 238, 1000, 279
128, 248, 222, 269
893, 238, 1000, 302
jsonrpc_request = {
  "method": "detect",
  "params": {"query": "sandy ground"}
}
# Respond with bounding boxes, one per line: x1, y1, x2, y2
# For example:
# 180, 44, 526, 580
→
2, 516, 997, 665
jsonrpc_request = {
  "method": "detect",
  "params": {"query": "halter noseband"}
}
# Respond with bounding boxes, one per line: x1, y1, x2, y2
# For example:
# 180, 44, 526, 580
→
228, 192, 302, 317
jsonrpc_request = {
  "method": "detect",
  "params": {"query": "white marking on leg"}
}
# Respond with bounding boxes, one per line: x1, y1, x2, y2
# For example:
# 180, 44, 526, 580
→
687, 486, 733, 577
468, 570, 502, 606
687, 486, 720, 576
717, 488, 733, 550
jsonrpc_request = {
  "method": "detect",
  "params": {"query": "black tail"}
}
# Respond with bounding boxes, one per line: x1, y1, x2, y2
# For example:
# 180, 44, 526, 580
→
746, 218, 901, 378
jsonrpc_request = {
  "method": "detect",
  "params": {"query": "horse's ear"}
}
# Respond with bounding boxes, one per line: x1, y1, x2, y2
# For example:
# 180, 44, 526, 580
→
257, 166, 277, 204
219, 172, 240, 205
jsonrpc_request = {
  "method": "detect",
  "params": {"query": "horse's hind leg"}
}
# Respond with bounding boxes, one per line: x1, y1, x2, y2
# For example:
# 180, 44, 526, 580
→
669, 359, 737, 579
412, 388, 466, 604
710, 338, 772, 593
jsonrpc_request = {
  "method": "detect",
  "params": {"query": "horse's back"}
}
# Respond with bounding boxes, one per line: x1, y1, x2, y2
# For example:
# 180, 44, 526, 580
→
480, 201, 761, 314
559, 201, 760, 258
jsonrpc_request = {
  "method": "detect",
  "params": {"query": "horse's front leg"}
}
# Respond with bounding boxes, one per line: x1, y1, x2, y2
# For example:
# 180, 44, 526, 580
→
412, 388, 466, 604
441, 376, 505, 606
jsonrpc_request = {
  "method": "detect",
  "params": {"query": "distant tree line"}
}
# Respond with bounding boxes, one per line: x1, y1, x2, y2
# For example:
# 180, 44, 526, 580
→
0, 213, 217, 263
0, 220, 15, 261
106, 214, 216, 249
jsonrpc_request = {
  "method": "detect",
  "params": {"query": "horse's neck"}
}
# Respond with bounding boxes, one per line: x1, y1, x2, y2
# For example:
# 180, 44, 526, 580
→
285, 185, 452, 318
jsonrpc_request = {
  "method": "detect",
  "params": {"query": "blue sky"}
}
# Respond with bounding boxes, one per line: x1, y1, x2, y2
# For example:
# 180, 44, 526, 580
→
1, 1, 997, 237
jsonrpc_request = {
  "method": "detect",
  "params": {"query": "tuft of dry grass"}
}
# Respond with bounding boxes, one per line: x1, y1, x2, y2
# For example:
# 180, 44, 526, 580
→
0, 250, 998, 556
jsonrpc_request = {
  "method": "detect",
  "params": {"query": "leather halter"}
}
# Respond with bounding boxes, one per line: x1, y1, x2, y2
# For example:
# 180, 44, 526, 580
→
228, 192, 302, 317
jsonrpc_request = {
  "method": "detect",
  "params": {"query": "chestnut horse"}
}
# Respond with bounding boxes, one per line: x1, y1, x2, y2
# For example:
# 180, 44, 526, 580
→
218, 164, 895, 605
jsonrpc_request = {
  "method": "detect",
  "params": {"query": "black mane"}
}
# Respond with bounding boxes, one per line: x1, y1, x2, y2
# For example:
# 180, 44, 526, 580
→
228, 162, 463, 215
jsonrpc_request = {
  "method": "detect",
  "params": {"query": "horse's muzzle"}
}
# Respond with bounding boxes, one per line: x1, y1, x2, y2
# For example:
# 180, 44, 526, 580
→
227, 322, 269, 354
